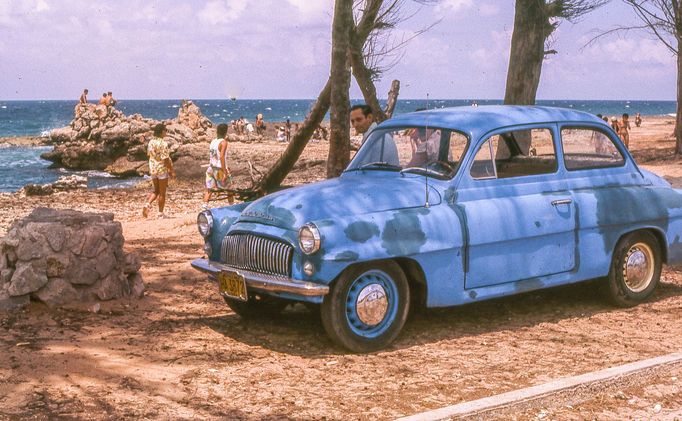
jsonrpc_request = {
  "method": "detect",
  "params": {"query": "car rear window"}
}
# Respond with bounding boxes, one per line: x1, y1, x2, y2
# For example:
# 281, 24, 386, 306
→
561, 127, 625, 170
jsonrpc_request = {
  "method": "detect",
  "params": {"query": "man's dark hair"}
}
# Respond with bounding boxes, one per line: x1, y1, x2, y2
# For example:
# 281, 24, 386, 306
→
102, 93, 107, 97
108, 92, 112, 95
216, 123, 228, 138
623, 113, 629, 118
84, 89, 88, 93
153, 123, 166, 137
350, 104, 372, 117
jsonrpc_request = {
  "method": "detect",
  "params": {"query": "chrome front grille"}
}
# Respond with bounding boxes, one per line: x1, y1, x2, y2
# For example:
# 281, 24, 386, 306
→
220, 234, 293, 278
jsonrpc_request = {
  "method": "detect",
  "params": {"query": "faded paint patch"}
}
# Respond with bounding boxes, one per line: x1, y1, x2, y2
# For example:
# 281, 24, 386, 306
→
334, 251, 360, 261
381, 212, 427, 256
267, 205, 297, 228
443, 187, 457, 205
344, 221, 380, 243
593, 187, 682, 253
514, 278, 544, 293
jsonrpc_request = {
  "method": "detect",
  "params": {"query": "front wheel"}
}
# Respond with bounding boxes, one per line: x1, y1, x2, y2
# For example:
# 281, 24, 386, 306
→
603, 231, 662, 307
321, 261, 410, 353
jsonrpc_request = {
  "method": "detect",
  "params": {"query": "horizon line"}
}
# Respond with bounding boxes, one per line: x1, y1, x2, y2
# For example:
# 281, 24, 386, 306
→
0, 98, 677, 102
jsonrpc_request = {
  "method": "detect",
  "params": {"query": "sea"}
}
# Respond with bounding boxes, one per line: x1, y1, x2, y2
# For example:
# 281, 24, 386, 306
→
0, 98, 676, 192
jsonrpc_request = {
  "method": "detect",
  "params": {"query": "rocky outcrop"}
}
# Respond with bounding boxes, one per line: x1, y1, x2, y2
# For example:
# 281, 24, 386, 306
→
22, 175, 88, 196
42, 100, 215, 175
0, 208, 144, 310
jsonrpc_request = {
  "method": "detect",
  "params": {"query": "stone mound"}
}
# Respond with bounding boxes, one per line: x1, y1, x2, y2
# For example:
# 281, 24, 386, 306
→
0, 208, 144, 310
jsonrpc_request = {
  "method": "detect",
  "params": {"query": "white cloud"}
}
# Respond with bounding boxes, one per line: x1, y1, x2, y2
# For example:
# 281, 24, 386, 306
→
35, 0, 49, 13
286, 0, 333, 19
435, 0, 473, 14
590, 38, 674, 65
198, 0, 247, 25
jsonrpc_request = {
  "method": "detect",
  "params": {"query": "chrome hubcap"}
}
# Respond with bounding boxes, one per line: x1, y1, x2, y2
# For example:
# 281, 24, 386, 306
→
623, 242, 655, 293
356, 283, 388, 326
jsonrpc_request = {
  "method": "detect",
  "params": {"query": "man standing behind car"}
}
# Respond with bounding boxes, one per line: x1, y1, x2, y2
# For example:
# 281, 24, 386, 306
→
350, 104, 399, 165
350, 104, 377, 143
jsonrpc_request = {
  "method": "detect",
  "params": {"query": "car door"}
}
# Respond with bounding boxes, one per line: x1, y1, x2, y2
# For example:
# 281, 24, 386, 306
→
459, 125, 578, 289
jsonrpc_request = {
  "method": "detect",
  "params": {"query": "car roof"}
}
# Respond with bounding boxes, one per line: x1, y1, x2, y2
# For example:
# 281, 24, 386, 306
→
379, 105, 607, 138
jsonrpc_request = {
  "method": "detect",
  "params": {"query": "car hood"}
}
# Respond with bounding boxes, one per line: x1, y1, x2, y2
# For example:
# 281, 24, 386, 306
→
237, 173, 441, 230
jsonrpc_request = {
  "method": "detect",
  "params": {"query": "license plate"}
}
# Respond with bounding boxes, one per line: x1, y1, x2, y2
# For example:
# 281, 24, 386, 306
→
218, 271, 247, 301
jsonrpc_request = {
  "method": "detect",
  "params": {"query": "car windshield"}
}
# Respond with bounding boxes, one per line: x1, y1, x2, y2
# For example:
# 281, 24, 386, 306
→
346, 127, 469, 179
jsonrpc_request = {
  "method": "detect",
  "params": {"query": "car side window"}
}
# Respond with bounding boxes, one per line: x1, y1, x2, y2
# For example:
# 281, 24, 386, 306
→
470, 128, 557, 179
561, 127, 625, 170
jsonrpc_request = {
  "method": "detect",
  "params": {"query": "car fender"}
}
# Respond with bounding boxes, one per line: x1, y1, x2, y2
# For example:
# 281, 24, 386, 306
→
301, 202, 466, 302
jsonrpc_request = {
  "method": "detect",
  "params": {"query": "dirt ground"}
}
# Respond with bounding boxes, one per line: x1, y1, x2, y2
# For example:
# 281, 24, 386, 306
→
1, 117, 682, 420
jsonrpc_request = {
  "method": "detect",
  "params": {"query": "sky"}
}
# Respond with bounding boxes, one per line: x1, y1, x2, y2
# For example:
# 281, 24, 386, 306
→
0, 0, 676, 100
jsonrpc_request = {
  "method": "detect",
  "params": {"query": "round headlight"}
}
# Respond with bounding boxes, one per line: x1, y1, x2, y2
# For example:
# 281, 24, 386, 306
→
197, 211, 213, 237
299, 223, 321, 254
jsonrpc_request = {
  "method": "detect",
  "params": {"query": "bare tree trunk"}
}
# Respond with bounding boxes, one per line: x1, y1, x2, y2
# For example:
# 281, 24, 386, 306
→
675, 48, 682, 155
327, 0, 354, 178
255, 81, 331, 193
504, 0, 554, 105
384, 80, 400, 118
350, 44, 387, 122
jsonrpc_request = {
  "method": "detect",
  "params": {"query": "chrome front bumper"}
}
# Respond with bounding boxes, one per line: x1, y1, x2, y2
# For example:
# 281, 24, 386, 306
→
191, 258, 329, 297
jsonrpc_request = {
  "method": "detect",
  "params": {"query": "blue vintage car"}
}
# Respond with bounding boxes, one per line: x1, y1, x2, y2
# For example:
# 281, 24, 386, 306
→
192, 106, 682, 352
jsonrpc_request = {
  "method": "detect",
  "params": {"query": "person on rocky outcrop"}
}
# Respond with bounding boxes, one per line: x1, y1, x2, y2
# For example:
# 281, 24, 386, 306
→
143, 123, 175, 218
108, 91, 117, 106
202, 123, 233, 209
79, 89, 88, 104
99, 93, 108, 105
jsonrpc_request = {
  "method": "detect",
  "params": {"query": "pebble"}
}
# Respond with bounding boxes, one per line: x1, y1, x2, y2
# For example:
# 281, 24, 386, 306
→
654, 403, 662, 413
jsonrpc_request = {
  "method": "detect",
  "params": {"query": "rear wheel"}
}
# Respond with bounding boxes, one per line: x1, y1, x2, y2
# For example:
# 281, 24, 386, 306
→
321, 261, 410, 353
223, 294, 288, 318
603, 231, 661, 307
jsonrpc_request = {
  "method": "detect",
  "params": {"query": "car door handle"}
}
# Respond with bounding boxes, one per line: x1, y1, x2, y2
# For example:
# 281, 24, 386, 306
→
551, 199, 572, 206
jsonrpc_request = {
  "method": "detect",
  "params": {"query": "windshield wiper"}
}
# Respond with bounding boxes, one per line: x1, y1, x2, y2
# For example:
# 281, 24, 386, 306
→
400, 167, 444, 177
355, 161, 402, 171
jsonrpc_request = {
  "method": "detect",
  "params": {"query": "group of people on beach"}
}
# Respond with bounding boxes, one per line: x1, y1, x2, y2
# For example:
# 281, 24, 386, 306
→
139, 106, 349, 218
596, 112, 642, 149
141, 119, 236, 218
79, 89, 116, 107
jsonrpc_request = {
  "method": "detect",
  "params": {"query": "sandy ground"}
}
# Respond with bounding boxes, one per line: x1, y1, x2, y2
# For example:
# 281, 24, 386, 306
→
1, 117, 682, 420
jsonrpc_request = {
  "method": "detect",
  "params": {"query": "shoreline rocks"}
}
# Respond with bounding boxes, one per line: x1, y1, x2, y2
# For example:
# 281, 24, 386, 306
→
0, 208, 144, 310
22, 175, 88, 196
41, 100, 215, 175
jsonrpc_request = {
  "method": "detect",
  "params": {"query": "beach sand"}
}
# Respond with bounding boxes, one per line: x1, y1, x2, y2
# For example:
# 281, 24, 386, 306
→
1, 117, 682, 419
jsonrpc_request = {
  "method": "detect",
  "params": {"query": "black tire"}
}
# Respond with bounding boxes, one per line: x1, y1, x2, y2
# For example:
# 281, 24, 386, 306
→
223, 293, 288, 318
603, 231, 661, 307
321, 261, 410, 353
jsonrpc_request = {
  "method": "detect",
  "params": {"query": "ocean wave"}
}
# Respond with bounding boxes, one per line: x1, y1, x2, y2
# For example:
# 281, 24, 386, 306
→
94, 179, 141, 189
79, 170, 115, 178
